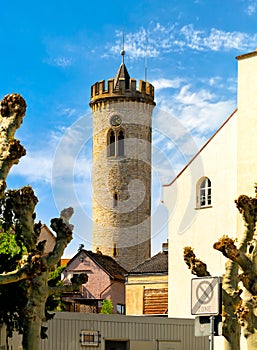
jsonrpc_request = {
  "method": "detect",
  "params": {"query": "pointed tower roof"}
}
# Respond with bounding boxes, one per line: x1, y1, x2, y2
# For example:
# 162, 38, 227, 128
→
114, 48, 130, 90
114, 63, 130, 90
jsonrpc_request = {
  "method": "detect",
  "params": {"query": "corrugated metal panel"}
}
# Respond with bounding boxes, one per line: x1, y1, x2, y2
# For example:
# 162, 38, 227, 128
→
39, 313, 208, 350
143, 288, 168, 314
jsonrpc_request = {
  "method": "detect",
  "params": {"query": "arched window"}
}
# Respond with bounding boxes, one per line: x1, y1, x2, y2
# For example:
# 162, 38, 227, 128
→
109, 131, 115, 157
118, 130, 124, 156
107, 129, 125, 157
198, 177, 211, 208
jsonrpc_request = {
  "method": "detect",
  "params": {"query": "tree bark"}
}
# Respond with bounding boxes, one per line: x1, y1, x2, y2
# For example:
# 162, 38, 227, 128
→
0, 94, 84, 349
184, 247, 241, 350
222, 260, 241, 350
213, 189, 257, 349
22, 272, 49, 350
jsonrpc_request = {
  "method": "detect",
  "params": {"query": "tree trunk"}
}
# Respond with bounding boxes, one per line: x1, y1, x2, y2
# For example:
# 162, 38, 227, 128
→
222, 260, 241, 350
246, 332, 257, 350
223, 325, 241, 350
22, 272, 49, 350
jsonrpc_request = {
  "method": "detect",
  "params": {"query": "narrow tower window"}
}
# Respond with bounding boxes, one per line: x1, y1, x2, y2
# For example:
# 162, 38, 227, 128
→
113, 193, 118, 207
113, 243, 118, 258
118, 130, 124, 156
113, 192, 120, 208
109, 131, 115, 157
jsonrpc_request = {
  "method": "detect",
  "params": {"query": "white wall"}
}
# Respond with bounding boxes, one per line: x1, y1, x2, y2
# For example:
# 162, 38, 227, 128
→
163, 110, 238, 318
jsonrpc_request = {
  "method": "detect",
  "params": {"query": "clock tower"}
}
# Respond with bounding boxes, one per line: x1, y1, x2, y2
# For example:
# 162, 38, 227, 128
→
89, 54, 155, 271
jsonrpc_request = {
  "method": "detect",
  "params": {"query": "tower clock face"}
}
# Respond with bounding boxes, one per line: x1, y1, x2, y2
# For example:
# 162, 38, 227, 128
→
110, 115, 122, 127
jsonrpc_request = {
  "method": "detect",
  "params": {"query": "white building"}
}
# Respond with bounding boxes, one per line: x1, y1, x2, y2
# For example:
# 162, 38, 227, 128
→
163, 49, 257, 348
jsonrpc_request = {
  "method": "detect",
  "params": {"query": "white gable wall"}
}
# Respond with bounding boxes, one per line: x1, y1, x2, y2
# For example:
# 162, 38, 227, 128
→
163, 109, 238, 318
163, 50, 257, 350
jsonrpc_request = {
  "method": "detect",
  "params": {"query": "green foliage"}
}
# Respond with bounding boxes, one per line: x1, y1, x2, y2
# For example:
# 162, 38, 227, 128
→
48, 265, 65, 287
0, 230, 20, 255
101, 299, 113, 314
0, 230, 27, 271
0, 191, 28, 273
46, 265, 66, 312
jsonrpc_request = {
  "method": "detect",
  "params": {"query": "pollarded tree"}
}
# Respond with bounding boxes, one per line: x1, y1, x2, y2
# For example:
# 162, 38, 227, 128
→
184, 186, 257, 350
0, 93, 87, 350
184, 246, 241, 350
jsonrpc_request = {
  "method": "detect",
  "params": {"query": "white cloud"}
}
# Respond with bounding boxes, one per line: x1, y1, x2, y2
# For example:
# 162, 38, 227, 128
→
151, 78, 183, 90
9, 114, 93, 186
10, 152, 53, 183
176, 84, 215, 105
181, 25, 257, 52
108, 23, 257, 59
53, 57, 72, 67
152, 79, 236, 188
245, 0, 257, 15
159, 92, 235, 136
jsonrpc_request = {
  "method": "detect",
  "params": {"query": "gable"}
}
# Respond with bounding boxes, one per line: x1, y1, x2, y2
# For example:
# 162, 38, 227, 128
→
38, 224, 56, 254
163, 109, 238, 235
63, 250, 127, 281
163, 109, 237, 189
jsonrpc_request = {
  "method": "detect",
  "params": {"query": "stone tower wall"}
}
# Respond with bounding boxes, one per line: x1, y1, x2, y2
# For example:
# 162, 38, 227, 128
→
90, 78, 155, 271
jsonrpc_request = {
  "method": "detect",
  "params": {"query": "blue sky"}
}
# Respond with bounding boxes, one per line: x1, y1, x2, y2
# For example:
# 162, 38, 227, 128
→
2, 0, 257, 257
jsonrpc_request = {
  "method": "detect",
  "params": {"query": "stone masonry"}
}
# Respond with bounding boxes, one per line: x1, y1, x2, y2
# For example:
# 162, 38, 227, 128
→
89, 65, 155, 271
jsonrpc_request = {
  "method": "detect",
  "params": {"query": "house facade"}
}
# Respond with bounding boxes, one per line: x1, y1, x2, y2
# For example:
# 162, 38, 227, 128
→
163, 49, 257, 349
38, 224, 56, 254
61, 249, 127, 314
126, 243, 168, 315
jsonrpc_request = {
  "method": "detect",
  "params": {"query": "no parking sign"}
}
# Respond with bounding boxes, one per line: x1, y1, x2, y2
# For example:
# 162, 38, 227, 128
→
191, 277, 222, 316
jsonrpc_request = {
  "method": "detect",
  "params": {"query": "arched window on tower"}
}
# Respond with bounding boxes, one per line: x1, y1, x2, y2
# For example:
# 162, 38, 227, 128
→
107, 129, 125, 157
197, 177, 211, 208
109, 130, 115, 157
118, 130, 124, 156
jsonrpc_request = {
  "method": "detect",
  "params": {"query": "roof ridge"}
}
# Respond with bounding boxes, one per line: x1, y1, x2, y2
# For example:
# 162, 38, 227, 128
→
163, 108, 237, 187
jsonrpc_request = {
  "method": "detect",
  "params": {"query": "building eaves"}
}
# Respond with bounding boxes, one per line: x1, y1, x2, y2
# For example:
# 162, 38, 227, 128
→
129, 251, 168, 275
85, 250, 127, 280
236, 50, 257, 61
163, 108, 237, 188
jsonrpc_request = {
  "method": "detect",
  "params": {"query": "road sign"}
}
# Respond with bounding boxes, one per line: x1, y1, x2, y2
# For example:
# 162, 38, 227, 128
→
191, 277, 221, 316
195, 315, 222, 337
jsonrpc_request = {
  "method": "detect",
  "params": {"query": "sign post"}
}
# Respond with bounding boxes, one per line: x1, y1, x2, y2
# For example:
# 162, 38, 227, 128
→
191, 277, 222, 349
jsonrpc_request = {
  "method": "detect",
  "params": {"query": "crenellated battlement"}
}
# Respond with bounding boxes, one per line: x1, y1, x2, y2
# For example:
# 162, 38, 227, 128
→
89, 77, 155, 107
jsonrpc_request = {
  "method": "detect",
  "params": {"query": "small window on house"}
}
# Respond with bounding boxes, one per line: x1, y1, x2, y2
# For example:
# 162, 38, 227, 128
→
117, 303, 125, 315
198, 177, 211, 208
80, 330, 100, 346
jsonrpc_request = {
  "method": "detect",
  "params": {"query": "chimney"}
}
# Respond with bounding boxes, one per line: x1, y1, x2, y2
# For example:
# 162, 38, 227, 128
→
162, 241, 168, 254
